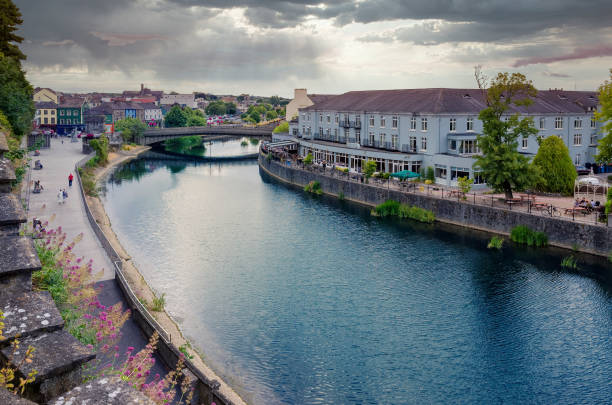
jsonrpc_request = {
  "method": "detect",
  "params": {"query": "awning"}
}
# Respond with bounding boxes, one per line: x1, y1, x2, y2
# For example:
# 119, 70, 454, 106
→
390, 170, 420, 179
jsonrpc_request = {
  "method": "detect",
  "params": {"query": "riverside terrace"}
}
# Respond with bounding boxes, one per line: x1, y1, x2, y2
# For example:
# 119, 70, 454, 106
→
263, 149, 610, 229
289, 88, 600, 188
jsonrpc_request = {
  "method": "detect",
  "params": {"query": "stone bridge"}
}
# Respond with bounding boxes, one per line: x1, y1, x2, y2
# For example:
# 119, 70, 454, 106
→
140, 124, 274, 145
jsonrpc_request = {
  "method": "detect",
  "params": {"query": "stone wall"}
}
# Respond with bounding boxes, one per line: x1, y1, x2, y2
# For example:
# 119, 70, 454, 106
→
259, 154, 612, 256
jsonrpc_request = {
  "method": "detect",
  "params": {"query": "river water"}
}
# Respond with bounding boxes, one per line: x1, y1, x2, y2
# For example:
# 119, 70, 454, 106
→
103, 140, 612, 404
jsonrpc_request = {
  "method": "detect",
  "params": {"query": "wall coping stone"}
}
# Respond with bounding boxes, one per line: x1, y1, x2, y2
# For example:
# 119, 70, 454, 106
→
0, 158, 16, 193
49, 377, 155, 405
0, 236, 41, 278
0, 386, 37, 404
0, 193, 26, 227
0, 290, 64, 344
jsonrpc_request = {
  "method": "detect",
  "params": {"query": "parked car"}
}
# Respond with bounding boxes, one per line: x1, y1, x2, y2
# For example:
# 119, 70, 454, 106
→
575, 165, 590, 175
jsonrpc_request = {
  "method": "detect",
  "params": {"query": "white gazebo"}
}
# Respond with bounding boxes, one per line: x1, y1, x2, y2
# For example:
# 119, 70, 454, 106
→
574, 170, 608, 201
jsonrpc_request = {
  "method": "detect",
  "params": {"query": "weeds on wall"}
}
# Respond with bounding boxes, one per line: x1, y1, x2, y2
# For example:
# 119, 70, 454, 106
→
510, 225, 548, 247
373, 199, 435, 224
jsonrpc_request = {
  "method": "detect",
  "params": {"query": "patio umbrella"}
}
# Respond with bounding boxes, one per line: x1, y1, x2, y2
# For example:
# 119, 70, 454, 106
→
390, 170, 420, 180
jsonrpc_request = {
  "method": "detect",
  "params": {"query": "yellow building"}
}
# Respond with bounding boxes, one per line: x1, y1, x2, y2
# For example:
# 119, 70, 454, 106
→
33, 88, 58, 104
35, 101, 57, 127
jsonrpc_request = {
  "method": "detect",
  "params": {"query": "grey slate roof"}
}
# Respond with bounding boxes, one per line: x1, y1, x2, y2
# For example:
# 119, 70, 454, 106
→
302, 88, 598, 115
35, 101, 58, 109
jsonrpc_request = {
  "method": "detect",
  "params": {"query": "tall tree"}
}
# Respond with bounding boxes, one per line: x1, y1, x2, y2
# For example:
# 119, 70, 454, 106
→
0, 53, 34, 136
0, 0, 26, 62
595, 69, 612, 164
114, 117, 146, 143
533, 135, 576, 195
473, 68, 540, 199
165, 105, 188, 127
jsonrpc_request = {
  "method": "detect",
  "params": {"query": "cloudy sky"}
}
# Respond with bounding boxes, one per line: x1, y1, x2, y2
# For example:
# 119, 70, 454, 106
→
15, 0, 612, 97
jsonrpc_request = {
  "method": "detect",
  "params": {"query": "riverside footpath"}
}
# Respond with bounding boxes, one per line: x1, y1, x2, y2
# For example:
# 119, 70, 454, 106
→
24, 138, 114, 280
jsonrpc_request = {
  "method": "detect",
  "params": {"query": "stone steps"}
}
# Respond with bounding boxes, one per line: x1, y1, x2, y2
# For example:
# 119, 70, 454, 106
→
0, 235, 41, 292
0, 193, 27, 236
1, 330, 95, 403
0, 290, 64, 345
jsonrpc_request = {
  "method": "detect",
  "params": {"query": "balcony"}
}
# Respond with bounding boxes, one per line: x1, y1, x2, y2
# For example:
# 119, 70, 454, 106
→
401, 144, 417, 153
339, 120, 361, 129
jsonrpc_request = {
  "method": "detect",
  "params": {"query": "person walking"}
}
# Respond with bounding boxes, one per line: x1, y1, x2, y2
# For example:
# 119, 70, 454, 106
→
62, 188, 68, 203
68, 173, 74, 187
57, 189, 63, 204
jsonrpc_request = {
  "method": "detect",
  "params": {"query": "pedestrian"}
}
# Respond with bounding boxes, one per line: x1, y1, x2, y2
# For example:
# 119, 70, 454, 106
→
68, 173, 74, 187
57, 189, 63, 204
62, 188, 68, 202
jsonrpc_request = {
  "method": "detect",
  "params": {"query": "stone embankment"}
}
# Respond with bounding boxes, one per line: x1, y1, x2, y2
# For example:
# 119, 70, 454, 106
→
0, 131, 153, 404
259, 153, 612, 257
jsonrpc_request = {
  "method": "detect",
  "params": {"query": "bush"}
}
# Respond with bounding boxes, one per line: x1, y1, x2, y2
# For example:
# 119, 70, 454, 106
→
303, 153, 313, 165
487, 236, 504, 249
510, 225, 548, 247
240, 140, 248, 147
115, 117, 146, 143
426, 166, 435, 182
89, 135, 109, 165
533, 135, 576, 195
304, 180, 322, 195
273, 121, 289, 133
373, 199, 435, 223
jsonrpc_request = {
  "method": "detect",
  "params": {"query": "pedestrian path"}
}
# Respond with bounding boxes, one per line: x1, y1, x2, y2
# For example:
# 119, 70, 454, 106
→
25, 138, 114, 280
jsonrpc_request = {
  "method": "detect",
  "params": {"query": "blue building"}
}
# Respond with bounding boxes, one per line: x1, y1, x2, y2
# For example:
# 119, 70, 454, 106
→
289, 88, 599, 187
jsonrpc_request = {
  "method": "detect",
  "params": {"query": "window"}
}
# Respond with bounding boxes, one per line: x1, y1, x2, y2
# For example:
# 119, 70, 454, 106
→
459, 140, 479, 155
421, 136, 427, 151
410, 117, 417, 130
392, 116, 398, 128
555, 117, 563, 129
335, 114, 339, 124
326, 128, 330, 137
60, 110, 65, 116
435, 165, 447, 179
591, 134, 598, 145
379, 133, 385, 146
467, 117, 474, 131
44, 110, 48, 115
51, 110, 55, 115
67, 119, 71, 125
333, 128, 338, 139
327, 115, 330, 123
451, 167, 470, 181
344, 128, 349, 139
449, 118, 456, 131
573, 133, 582, 146
319, 127, 323, 136
591, 117, 596, 129
539, 117, 545, 129
409, 136, 417, 152
355, 130, 361, 144
369, 115, 375, 127
522, 137, 528, 149
473, 172, 485, 185
448, 139, 457, 151
51, 118, 55, 124
368, 132, 375, 146
44, 117, 48, 124
421, 118, 428, 131
574, 153, 581, 165
392, 134, 398, 149
60, 119, 64, 124
319, 115, 323, 123
380, 116, 386, 128
307, 114, 310, 121
574, 118, 582, 129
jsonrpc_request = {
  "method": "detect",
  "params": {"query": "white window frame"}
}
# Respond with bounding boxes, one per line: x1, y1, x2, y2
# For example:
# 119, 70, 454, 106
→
573, 118, 582, 129
409, 136, 417, 152
573, 133, 582, 146
421, 117, 428, 131
467, 117, 474, 131
421, 136, 427, 151
334, 114, 339, 124
591, 117, 596, 129
379, 133, 385, 145
380, 116, 386, 128
355, 129, 361, 144
574, 153, 581, 165
327, 114, 331, 123
392, 116, 398, 129
591, 133, 598, 146
410, 117, 417, 131
391, 134, 398, 149
555, 117, 563, 129
539, 117, 545, 129
522, 137, 528, 149
450, 118, 456, 132
369, 132, 375, 146
369, 115, 375, 127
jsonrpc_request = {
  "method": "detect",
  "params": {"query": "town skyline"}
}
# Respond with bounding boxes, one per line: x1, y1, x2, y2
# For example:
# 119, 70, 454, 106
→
15, 0, 612, 97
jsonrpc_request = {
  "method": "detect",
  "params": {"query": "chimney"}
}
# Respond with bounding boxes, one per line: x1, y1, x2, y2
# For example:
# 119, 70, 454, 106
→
140, 83, 144, 94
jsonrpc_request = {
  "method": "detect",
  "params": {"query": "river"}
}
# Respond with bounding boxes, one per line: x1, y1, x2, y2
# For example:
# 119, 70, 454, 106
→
102, 139, 612, 404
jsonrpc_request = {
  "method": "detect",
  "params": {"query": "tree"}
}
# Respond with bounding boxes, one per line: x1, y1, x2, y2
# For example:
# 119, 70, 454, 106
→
303, 152, 313, 165
226, 102, 237, 115
473, 68, 540, 199
205, 101, 226, 116
165, 105, 188, 127
266, 110, 278, 120
595, 69, 612, 164
533, 135, 576, 195
273, 121, 289, 133
114, 117, 146, 143
248, 110, 261, 123
0, 53, 34, 137
362, 160, 377, 182
270, 95, 281, 106
187, 115, 206, 127
0, 0, 26, 62
426, 166, 435, 182
457, 176, 474, 198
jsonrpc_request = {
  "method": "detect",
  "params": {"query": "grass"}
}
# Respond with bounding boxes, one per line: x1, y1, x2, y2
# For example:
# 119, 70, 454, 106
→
178, 344, 194, 360
151, 293, 166, 312
510, 225, 548, 247
338, 191, 345, 201
561, 255, 579, 269
373, 199, 435, 224
487, 236, 504, 249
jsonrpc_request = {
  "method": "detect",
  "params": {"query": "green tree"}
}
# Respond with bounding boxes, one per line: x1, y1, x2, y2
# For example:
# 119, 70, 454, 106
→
362, 159, 377, 182
248, 110, 261, 123
457, 176, 474, 198
303, 152, 313, 165
426, 166, 435, 182
186, 115, 206, 126
595, 69, 612, 164
273, 121, 289, 133
473, 69, 540, 199
205, 101, 226, 116
533, 135, 576, 195
0, 0, 26, 62
89, 134, 109, 165
114, 117, 146, 143
164, 105, 188, 127
0, 53, 34, 136
270, 95, 281, 106
266, 110, 278, 120
226, 102, 237, 115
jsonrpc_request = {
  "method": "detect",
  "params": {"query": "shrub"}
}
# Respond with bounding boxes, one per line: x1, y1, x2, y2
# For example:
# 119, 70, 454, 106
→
374, 200, 401, 217
362, 160, 377, 181
426, 166, 435, 182
151, 293, 166, 312
510, 225, 548, 247
303, 153, 313, 165
373, 199, 435, 223
240, 140, 248, 147
457, 176, 474, 198
487, 236, 504, 249
561, 255, 578, 269
304, 180, 322, 195
533, 135, 576, 195
272, 121, 289, 133
89, 135, 109, 166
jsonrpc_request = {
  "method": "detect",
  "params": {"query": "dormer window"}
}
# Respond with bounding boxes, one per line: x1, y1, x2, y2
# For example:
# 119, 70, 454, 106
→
463, 94, 471, 99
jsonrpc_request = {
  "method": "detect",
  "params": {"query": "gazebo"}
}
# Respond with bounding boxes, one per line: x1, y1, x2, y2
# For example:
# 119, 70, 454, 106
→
574, 171, 608, 201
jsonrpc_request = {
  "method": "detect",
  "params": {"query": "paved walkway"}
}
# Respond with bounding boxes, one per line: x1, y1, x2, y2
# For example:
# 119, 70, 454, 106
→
25, 137, 115, 280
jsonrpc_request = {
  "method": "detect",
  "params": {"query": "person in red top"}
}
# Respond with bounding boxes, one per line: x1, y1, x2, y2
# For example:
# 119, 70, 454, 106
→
68, 173, 74, 187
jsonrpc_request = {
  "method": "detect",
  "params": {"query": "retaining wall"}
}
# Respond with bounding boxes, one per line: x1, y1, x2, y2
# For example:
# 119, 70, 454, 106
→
259, 154, 612, 256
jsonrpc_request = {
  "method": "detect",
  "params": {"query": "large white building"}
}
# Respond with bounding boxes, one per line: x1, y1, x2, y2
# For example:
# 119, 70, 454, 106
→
289, 88, 600, 187
160, 94, 196, 109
